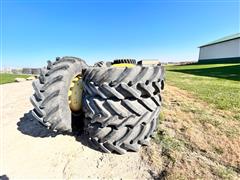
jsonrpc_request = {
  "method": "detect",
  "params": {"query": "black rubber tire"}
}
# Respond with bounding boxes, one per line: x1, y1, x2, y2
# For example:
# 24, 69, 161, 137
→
30, 56, 88, 132
83, 95, 161, 154
112, 59, 136, 65
82, 65, 164, 154
83, 66, 165, 99
93, 61, 112, 67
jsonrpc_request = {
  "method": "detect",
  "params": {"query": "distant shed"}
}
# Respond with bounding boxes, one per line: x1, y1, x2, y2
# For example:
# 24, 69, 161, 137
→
198, 33, 240, 63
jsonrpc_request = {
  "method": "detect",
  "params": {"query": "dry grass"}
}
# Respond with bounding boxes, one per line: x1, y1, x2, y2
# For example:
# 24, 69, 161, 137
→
142, 85, 240, 179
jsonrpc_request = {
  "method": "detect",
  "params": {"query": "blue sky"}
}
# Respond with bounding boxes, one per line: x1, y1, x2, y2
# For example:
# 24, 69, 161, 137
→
1, 0, 239, 67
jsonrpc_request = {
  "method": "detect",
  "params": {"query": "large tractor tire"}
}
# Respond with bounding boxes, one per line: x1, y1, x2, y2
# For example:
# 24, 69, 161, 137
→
82, 65, 164, 154
83, 66, 164, 99
30, 56, 88, 132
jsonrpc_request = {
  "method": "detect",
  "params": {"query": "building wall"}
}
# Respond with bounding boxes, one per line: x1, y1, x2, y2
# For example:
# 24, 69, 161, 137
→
199, 38, 240, 60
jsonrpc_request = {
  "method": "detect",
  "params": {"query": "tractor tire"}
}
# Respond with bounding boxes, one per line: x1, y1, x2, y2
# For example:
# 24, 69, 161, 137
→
112, 59, 136, 65
83, 95, 162, 154
93, 61, 112, 67
30, 56, 88, 132
83, 66, 165, 99
82, 65, 164, 154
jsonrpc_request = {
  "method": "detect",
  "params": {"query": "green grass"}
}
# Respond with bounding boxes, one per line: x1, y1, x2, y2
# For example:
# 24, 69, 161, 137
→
166, 63, 240, 114
0, 73, 30, 84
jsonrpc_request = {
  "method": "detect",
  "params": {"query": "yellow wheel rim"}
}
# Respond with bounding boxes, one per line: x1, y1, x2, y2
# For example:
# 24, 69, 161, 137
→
68, 75, 83, 112
111, 63, 135, 68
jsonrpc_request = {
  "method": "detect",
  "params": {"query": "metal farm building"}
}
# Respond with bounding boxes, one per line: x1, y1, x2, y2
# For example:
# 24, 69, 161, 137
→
198, 33, 240, 63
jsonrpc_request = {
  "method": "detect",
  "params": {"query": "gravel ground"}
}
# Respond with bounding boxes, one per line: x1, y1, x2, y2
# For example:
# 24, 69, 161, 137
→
0, 81, 152, 179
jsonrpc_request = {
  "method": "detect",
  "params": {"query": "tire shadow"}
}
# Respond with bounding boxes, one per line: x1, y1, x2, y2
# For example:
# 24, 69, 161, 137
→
74, 134, 105, 153
17, 110, 58, 137
0, 175, 9, 180
17, 110, 104, 153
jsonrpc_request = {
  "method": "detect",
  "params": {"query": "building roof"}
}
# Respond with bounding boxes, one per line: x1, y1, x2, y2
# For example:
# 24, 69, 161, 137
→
199, 33, 240, 48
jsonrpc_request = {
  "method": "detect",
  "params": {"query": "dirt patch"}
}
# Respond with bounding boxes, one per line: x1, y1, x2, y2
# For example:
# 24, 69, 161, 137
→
142, 84, 240, 179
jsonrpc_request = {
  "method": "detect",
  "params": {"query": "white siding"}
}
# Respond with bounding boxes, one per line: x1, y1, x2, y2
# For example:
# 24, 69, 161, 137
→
199, 38, 240, 60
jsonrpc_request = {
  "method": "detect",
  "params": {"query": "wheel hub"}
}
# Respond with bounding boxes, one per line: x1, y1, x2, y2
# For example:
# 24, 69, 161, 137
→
68, 75, 83, 112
